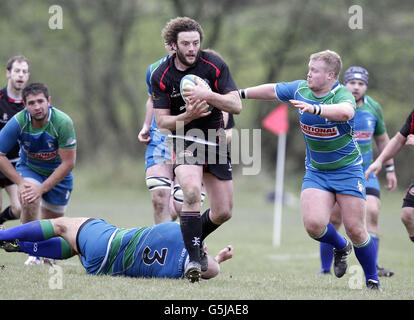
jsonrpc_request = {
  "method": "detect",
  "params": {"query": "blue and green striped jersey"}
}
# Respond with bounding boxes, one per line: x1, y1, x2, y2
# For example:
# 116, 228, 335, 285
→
353, 95, 386, 168
276, 80, 361, 171
0, 106, 76, 176
96, 222, 188, 279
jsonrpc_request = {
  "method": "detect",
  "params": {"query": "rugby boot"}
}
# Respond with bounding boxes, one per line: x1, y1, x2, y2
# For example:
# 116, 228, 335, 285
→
377, 264, 394, 277
367, 279, 382, 291
184, 261, 201, 283
333, 240, 352, 278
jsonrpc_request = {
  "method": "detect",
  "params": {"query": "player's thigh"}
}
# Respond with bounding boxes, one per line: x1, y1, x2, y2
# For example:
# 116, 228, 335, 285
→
330, 203, 342, 229
300, 188, 335, 228
337, 193, 367, 240
51, 217, 90, 252
146, 161, 174, 181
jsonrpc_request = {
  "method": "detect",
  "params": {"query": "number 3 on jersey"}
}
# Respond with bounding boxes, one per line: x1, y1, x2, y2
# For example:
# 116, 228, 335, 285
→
142, 246, 167, 265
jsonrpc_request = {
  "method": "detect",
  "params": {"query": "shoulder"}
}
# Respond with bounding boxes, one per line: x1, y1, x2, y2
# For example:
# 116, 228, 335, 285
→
0, 87, 6, 99
199, 51, 228, 71
364, 95, 382, 110
151, 56, 172, 79
50, 107, 74, 126
149, 55, 169, 74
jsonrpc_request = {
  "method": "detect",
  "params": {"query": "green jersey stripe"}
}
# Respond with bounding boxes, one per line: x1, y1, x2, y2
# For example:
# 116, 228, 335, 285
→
306, 134, 353, 152
311, 148, 361, 171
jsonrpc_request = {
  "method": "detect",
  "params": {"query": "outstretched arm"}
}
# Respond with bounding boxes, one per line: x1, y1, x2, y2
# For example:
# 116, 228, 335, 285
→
366, 132, 406, 180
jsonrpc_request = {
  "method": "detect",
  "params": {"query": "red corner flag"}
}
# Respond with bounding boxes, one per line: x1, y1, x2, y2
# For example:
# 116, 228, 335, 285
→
262, 104, 289, 135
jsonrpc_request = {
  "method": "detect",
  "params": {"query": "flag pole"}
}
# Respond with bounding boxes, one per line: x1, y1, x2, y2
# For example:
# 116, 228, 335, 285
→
273, 131, 286, 247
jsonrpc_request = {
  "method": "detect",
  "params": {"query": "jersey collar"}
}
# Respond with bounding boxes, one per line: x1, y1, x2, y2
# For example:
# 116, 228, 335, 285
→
26, 106, 53, 122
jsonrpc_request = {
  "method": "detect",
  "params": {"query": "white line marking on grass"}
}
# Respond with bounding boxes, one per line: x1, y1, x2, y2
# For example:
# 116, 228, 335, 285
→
267, 253, 319, 261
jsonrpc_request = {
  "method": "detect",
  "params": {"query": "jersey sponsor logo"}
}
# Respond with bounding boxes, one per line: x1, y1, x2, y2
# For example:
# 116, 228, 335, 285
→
25, 150, 58, 160
409, 187, 414, 197
171, 86, 180, 98
300, 122, 339, 138
354, 131, 373, 140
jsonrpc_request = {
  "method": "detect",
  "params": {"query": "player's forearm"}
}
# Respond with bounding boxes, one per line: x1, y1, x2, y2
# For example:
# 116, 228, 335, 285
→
0, 155, 25, 185
239, 84, 277, 100
375, 133, 394, 166
142, 97, 154, 128
40, 161, 75, 194
376, 132, 406, 164
317, 102, 355, 121
155, 113, 192, 133
206, 91, 242, 114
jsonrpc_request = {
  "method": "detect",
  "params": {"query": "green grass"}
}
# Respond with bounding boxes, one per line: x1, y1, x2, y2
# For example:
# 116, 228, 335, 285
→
0, 162, 413, 301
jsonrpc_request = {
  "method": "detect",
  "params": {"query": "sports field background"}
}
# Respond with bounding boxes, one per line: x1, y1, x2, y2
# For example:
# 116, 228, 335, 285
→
0, 159, 413, 300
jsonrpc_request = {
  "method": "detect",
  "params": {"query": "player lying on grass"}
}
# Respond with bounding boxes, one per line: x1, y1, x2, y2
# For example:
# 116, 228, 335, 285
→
0, 217, 233, 281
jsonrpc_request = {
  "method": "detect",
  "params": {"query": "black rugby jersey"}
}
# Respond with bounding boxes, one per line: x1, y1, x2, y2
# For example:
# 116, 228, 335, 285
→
400, 109, 414, 137
0, 87, 24, 161
151, 50, 238, 135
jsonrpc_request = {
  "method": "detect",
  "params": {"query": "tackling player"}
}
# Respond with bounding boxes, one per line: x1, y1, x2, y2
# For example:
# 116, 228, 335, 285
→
318, 66, 397, 277
239, 50, 380, 290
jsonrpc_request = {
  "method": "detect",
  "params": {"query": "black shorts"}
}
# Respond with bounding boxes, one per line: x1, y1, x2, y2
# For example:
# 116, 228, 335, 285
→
403, 179, 414, 208
170, 135, 232, 181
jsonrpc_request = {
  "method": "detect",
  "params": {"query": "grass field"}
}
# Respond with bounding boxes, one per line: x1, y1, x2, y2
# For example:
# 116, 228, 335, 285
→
0, 160, 413, 303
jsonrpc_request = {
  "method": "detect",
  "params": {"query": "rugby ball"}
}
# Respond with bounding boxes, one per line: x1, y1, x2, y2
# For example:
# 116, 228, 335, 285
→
180, 74, 213, 111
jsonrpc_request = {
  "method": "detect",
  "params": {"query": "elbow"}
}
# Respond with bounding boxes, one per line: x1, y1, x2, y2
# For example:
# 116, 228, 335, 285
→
341, 108, 355, 122
232, 105, 242, 115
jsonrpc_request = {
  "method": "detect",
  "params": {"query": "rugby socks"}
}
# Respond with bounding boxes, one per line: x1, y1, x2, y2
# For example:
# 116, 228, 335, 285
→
0, 206, 18, 224
314, 223, 347, 250
319, 242, 334, 272
180, 211, 201, 263
0, 220, 55, 242
200, 209, 219, 242
369, 232, 379, 265
353, 236, 379, 283
16, 237, 72, 259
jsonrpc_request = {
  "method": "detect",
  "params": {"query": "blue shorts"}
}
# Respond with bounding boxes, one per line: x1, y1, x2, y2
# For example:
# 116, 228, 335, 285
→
76, 219, 119, 275
302, 165, 366, 200
16, 163, 73, 206
145, 129, 172, 170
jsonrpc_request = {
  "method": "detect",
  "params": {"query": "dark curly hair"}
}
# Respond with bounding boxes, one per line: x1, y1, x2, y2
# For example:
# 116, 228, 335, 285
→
162, 17, 204, 46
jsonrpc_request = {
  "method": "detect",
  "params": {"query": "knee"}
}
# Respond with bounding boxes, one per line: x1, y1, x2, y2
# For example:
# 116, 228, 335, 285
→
11, 203, 21, 218
303, 217, 325, 238
401, 207, 414, 228
50, 217, 67, 236
212, 208, 232, 225
182, 187, 202, 207
344, 224, 367, 244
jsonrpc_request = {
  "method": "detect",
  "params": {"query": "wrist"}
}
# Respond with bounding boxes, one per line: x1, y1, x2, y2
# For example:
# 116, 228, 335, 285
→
239, 89, 248, 99
385, 164, 395, 172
